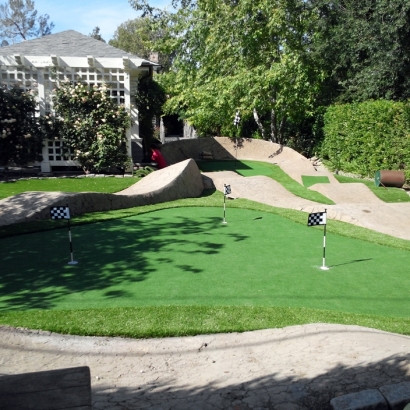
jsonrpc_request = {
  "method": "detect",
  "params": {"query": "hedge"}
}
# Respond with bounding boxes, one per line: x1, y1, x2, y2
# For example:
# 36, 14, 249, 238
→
321, 100, 410, 181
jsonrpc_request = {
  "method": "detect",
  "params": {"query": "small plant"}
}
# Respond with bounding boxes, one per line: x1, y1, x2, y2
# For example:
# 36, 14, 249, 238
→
133, 166, 155, 178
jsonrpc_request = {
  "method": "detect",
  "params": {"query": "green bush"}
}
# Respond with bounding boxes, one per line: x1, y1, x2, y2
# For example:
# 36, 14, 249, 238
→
321, 100, 410, 180
53, 81, 131, 173
133, 166, 155, 178
0, 86, 44, 166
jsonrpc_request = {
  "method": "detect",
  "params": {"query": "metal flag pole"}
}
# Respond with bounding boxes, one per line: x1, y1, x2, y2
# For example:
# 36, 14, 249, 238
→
222, 194, 227, 224
233, 111, 240, 171
235, 138, 238, 171
67, 218, 78, 265
307, 209, 328, 270
50, 205, 78, 265
222, 184, 231, 224
321, 209, 329, 270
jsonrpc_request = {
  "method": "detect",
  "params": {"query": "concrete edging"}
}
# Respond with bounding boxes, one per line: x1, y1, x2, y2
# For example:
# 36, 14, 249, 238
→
330, 382, 410, 410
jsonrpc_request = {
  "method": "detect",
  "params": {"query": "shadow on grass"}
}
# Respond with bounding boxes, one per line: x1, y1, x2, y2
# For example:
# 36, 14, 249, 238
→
90, 351, 410, 410
0, 214, 248, 312
329, 258, 373, 268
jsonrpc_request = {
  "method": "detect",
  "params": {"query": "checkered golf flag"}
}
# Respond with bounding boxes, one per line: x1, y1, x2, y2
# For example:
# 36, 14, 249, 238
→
50, 206, 71, 220
307, 211, 326, 226
224, 184, 231, 195
233, 111, 241, 126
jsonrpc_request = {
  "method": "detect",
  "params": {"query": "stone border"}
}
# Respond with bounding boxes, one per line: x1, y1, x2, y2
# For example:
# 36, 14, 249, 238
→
331, 382, 410, 410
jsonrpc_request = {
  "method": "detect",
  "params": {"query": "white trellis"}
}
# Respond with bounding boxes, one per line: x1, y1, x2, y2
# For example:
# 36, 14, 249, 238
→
0, 30, 159, 172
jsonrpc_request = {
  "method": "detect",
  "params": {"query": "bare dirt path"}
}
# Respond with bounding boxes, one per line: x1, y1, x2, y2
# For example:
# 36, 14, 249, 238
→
1, 324, 409, 410
205, 170, 410, 240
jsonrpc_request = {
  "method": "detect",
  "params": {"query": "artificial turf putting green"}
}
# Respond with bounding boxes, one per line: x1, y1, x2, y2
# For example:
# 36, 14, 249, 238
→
197, 159, 284, 177
302, 175, 330, 187
2, 206, 409, 319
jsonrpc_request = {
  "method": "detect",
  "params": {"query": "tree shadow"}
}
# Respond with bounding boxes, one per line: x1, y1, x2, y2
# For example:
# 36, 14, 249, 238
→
90, 353, 410, 410
0, 214, 249, 311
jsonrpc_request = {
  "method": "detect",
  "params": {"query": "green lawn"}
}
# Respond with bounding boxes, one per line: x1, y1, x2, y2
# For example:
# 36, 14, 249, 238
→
0, 176, 139, 200
302, 175, 330, 187
1, 201, 410, 337
334, 174, 410, 203
1, 166, 410, 338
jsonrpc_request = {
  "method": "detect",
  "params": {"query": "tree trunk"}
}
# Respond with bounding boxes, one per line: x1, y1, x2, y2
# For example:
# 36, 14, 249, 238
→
253, 108, 267, 140
279, 116, 287, 145
270, 108, 277, 143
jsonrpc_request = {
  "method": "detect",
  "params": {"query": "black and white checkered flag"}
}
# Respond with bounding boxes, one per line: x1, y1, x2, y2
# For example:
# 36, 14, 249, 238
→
233, 111, 241, 126
224, 184, 231, 195
50, 206, 71, 220
307, 211, 326, 226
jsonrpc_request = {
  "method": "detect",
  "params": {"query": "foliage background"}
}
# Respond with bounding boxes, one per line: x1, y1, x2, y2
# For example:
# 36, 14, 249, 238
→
0, 86, 44, 166
321, 100, 410, 179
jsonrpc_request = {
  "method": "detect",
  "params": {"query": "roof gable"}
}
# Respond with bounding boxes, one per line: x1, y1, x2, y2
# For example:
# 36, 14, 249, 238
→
0, 30, 144, 59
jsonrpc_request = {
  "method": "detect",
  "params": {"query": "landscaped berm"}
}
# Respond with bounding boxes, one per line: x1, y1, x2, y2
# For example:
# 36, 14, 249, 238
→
0, 137, 409, 410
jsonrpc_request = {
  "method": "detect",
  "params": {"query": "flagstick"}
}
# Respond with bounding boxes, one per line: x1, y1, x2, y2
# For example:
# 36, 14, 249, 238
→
234, 137, 238, 171
321, 210, 329, 270
222, 194, 227, 224
67, 219, 78, 265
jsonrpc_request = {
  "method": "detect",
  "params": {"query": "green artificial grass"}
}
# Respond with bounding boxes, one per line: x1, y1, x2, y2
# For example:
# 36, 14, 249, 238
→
2, 207, 410, 323
2, 173, 410, 338
0, 177, 139, 200
334, 174, 410, 203
197, 160, 334, 204
302, 175, 330, 187
0, 306, 409, 338
2, 190, 410, 252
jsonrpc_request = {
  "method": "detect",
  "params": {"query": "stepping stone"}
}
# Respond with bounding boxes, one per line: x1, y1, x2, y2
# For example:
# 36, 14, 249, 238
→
379, 381, 410, 410
330, 389, 388, 410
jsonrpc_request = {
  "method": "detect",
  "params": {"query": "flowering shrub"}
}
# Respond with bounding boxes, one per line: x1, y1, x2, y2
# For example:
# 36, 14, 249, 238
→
53, 80, 131, 173
0, 86, 44, 166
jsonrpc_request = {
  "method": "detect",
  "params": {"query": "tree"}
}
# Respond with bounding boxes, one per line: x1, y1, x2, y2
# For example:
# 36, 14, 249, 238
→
0, 0, 54, 44
0, 86, 44, 166
311, 0, 410, 102
109, 17, 172, 71
130, 0, 323, 144
134, 74, 166, 159
89, 26, 105, 42
52, 81, 131, 173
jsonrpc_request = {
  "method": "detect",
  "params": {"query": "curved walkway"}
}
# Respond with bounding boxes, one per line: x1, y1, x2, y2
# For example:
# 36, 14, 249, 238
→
206, 170, 410, 240
0, 324, 409, 410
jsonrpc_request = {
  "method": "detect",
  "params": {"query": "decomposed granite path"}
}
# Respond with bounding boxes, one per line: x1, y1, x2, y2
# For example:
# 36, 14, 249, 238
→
0, 324, 409, 410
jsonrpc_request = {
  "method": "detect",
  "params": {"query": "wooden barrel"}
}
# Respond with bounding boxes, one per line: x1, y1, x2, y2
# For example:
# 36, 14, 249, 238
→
374, 170, 405, 188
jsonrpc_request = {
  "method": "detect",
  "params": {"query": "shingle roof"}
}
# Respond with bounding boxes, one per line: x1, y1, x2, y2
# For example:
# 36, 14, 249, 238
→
0, 30, 146, 60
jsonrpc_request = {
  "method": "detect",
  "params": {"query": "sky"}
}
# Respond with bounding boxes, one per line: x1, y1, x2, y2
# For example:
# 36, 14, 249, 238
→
34, 0, 170, 42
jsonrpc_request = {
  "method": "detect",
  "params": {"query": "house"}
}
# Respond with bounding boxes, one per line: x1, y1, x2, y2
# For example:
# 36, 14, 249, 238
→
0, 30, 160, 172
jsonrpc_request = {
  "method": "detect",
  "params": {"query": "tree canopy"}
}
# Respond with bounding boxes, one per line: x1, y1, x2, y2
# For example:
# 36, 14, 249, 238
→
109, 17, 173, 71
311, 0, 410, 102
0, 0, 54, 43
89, 26, 106, 43
0, 86, 44, 166
129, 0, 323, 143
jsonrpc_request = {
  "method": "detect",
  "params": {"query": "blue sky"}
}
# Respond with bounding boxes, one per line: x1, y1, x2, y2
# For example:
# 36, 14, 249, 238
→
35, 0, 170, 42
